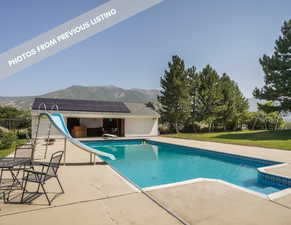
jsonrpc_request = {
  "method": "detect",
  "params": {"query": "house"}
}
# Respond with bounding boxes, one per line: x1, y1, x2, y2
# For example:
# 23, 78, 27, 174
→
31, 98, 160, 138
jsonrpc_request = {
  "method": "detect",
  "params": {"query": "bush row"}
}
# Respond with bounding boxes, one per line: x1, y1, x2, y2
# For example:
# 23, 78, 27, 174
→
0, 130, 17, 150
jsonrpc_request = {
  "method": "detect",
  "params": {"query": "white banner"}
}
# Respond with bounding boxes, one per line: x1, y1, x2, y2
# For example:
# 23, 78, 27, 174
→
0, 0, 163, 80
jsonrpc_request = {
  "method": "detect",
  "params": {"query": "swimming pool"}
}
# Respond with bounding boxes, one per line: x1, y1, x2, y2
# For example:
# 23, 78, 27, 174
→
82, 139, 287, 195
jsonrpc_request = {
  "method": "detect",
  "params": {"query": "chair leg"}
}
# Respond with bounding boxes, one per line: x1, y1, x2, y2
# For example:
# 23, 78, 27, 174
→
2, 191, 6, 204
7, 169, 21, 202
36, 183, 41, 193
0, 169, 3, 185
40, 183, 51, 205
20, 178, 29, 203
0, 170, 5, 203
55, 176, 64, 194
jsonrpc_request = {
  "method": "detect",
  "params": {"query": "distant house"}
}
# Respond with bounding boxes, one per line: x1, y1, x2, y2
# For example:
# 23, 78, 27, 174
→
31, 98, 160, 138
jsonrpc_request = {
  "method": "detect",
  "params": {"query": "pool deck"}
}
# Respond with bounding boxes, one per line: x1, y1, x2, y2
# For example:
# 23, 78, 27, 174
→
1, 136, 291, 224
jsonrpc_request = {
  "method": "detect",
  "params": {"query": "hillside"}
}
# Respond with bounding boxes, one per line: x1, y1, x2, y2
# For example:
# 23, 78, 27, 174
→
1, 90, 290, 122
0, 85, 159, 109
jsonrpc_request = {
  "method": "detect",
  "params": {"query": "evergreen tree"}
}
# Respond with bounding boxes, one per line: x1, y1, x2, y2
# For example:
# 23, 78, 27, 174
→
197, 65, 222, 131
186, 66, 200, 131
253, 20, 291, 113
258, 102, 284, 130
219, 74, 236, 130
145, 102, 156, 111
158, 55, 192, 133
218, 74, 249, 130
232, 86, 249, 130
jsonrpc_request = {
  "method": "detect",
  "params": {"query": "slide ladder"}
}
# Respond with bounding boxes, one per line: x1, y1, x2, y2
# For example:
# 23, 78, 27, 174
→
33, 103, 54, 159
44, 104, 59, 159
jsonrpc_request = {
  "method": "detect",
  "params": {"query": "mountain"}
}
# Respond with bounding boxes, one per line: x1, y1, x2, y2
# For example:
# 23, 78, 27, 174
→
0, 85, 159, 110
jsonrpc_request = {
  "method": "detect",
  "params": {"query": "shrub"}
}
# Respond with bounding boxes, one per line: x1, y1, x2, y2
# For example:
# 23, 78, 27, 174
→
16, 129, 28, 139
0, 130, 17, 150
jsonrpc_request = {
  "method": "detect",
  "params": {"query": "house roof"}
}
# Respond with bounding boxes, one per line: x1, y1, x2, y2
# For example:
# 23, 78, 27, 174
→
32, 98, 160, 118
124, 103, 160, 117
32, 98, 130, 113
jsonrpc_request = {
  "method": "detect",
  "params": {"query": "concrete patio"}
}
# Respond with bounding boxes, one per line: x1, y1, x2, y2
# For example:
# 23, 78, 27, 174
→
1, 137, 291, 225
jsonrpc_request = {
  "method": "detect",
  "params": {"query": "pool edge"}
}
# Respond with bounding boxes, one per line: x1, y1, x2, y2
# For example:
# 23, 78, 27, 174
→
88, 138, 291, 199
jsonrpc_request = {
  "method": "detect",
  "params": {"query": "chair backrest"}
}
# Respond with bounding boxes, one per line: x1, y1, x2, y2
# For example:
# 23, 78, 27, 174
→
14, 147, 34, 160
45, 151, 64, 178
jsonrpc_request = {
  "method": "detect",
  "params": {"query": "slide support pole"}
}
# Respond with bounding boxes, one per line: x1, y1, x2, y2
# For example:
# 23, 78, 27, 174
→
64, 138, 67, 165
90, 153, 93, 164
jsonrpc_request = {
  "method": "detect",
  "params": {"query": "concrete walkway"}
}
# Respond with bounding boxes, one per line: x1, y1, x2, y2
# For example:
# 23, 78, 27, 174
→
1, 137, 291, 225
0, 159, 180, 225
147, 180, 291, 225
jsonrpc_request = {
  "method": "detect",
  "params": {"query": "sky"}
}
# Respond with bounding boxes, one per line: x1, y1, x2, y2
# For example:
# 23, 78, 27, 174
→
0, 0, 290, 98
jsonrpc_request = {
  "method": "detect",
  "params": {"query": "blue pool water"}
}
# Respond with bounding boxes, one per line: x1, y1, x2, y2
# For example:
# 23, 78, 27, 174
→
82, 139, 287, 194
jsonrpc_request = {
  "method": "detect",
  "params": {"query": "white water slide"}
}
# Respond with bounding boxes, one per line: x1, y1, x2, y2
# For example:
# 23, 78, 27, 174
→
40, 112, 116, 160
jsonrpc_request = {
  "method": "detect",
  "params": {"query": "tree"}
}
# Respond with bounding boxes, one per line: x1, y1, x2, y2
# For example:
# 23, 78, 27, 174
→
186, 66, 200, 131
232, 89, 249, 130
196, 65, 223, 131
258, 102, 284, 130
158, 55, 192, 133
0, 106, 19, 120
218, 74, 248, 130
145, 102, 156, 111
219, 74, 237, 130
0, 106, 31, 130
249, 111, 267, 130
247, 103, 284, 130
253, 20, 291, 113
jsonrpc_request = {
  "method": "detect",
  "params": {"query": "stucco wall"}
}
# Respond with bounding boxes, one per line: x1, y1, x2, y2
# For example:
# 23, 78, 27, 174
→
32, 114, 159, 138
125, 118, 159, 137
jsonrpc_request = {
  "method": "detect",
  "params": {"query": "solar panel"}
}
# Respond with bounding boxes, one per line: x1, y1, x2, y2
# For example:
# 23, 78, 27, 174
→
32, 98, 131, 113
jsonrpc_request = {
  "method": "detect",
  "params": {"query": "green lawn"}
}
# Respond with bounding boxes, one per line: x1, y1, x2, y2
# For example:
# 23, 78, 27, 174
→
0, 139, 27, 158
164, 130, 291, 151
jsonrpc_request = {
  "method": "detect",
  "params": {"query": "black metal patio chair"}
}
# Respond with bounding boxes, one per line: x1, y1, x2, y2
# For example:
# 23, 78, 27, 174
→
20, 151, 64, 205
14, 145, 34, 160
10, 145, 34, 177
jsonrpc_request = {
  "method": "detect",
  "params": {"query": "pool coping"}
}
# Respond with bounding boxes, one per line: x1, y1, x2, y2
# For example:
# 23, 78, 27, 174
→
142, 177, 291, 200
146, 139, 282, 165
105, 163, 141, 193
88, 138, 291, 200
